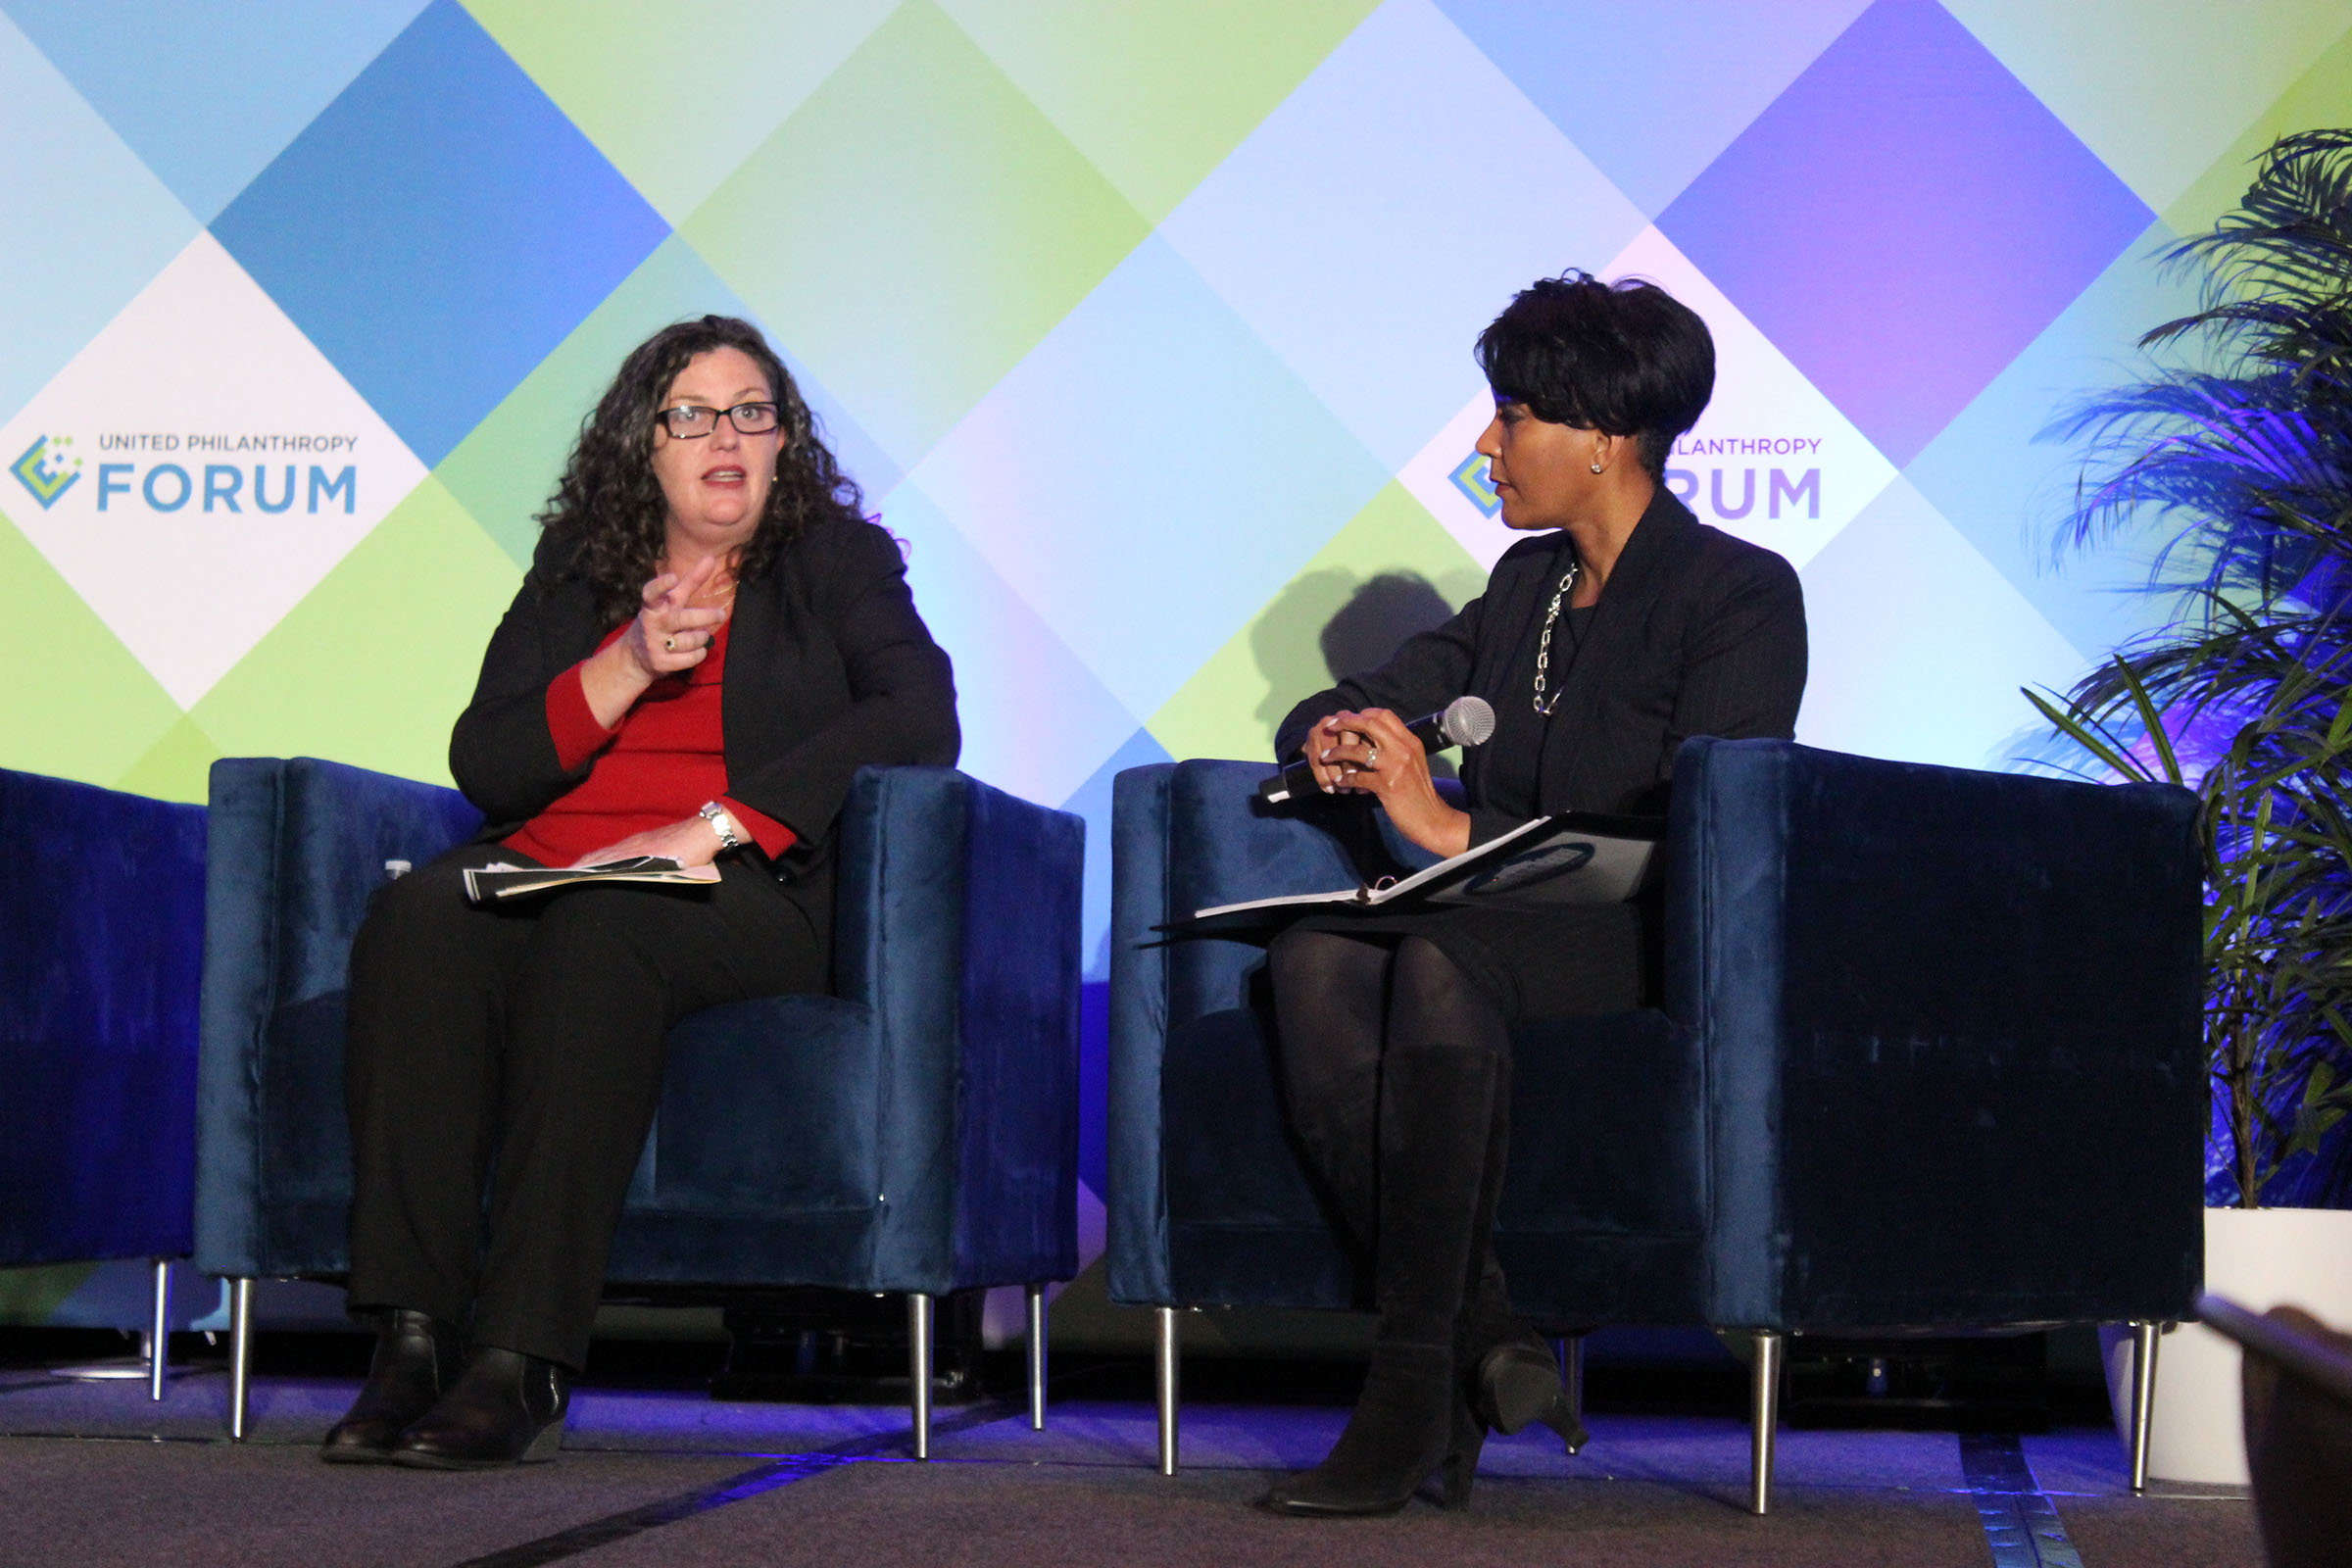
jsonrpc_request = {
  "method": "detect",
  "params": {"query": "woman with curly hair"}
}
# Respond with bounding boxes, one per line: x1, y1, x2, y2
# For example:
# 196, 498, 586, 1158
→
320, 316, 957, 1468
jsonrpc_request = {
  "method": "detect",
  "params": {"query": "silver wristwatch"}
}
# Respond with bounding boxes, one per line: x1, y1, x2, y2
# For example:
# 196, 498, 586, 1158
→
699, 800, 741, 853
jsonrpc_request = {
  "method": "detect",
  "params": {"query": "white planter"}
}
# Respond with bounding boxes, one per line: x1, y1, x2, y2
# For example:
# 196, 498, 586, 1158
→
2101, 1205, 2352, 1486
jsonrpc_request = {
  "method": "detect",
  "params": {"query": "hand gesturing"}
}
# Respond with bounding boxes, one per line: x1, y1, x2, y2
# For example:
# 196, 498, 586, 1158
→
618, 555, 731, 680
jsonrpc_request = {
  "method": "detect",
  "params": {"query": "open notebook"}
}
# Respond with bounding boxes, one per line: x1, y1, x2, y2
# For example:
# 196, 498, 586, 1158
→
461, 857, 721, 905
1173, 811, 1663, 929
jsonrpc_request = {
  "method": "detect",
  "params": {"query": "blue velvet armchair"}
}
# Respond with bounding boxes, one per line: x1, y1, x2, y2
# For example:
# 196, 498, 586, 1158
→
1108, 739, 2206, 1511
0, 768, 206, 1398
196, 757, 1083, 1451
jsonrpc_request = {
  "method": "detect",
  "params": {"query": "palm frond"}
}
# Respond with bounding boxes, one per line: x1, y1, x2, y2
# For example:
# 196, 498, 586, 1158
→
2043, 127, 2352, 1205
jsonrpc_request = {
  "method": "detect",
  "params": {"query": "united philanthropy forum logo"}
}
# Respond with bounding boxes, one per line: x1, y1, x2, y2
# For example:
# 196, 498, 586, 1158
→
10, 435, 82, 509
1446, 435, 1825, 525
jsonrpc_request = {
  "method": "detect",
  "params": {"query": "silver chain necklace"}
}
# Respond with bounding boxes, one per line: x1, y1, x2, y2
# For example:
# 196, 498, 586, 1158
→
1531, 558, 1583, 715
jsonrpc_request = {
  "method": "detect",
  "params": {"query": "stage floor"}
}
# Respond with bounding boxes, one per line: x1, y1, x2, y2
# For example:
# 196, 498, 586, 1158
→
0, 1357, 2263, 1568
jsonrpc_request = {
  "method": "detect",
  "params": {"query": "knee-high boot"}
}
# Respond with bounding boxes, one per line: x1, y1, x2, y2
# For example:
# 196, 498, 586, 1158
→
1452, 1054, 1589, 1454
1282, 1056, 1379, 1280
1263, 1042, 1498, 1516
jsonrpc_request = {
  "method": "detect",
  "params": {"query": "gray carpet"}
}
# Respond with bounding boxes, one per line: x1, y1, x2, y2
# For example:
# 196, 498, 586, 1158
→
0, 1367, 2265, 1567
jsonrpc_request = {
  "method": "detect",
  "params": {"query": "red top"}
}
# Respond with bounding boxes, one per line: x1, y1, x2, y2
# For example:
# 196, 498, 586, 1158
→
503, 620, 795, 867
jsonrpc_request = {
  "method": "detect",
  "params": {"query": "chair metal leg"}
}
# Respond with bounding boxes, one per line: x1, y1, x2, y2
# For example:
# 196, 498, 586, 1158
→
1154, 1306, 1180, 1476
147, 1259, 172, 1401
1560, 1334, 1586, 1431
903, 1298, 931, 1466
907, 1293, 934, 1460
227, 1277, 256, 1442
2129, 1320, 2160, 1495
1025, 1283, 1047, 1431
1749, 1329, 1783, 1516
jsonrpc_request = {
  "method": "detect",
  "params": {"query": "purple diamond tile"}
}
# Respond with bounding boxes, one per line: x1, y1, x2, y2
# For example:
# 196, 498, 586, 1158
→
1656, 0, 2151, 466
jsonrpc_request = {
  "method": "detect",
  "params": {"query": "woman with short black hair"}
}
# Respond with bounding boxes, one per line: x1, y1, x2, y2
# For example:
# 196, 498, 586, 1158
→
1260, 272, 1806, 1515
321, 315, 957, 1469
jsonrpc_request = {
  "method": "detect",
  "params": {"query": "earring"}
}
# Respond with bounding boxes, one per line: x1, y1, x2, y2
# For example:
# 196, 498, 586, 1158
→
1590, 461, 1603, 473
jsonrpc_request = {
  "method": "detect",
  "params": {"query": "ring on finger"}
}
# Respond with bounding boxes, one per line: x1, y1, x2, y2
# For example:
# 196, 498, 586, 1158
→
664, 636, 676, 652
1365, 742, 1380, 769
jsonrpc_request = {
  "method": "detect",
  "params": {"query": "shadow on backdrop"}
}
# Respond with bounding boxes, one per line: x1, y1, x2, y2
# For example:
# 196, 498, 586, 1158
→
1251, 570, 1468, 775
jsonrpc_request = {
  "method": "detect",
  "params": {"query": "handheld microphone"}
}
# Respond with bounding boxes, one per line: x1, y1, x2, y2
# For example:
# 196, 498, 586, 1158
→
1258, 695, 1495, 805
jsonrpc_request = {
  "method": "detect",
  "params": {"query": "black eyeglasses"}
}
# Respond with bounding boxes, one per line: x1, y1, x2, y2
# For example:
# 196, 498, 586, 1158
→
657, 402, 781, 439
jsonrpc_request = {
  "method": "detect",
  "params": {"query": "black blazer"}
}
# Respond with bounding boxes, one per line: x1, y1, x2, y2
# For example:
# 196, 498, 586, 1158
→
1276, 489, 1805, 842
450, 516, 959, 890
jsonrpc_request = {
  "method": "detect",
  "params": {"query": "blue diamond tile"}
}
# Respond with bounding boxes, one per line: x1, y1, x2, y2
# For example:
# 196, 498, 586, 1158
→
1057, 723, 1175, 987
1796, 475, 2087, 769
210, 0, 667, 466
0, 11, 198, 426
880, 480, 1147, 817
1435, 0, 1871, 218
905, 235, 1389, 724
1158, 0, 1647, 472
5, 0, 427, 223
1905, 218, 2204, 667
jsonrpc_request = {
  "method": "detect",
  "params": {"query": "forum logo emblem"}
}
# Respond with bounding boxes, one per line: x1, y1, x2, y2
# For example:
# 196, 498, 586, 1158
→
10, 435, 82, 510
1448, 450, 1500, 516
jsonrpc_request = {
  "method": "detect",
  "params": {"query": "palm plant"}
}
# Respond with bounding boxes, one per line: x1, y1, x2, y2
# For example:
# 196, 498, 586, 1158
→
2031, 128, 2352, 1208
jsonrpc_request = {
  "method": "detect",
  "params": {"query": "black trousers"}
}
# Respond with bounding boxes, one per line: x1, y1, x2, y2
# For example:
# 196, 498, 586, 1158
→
343, 840, 827, 1369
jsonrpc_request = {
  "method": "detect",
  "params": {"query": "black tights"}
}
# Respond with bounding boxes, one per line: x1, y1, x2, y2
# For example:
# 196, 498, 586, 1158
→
1268, 930, 1512, 1352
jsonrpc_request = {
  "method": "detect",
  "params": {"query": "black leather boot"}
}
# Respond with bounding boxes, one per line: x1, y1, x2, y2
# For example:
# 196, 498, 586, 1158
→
390, 1346, 570, 1468
1476, 1339, 1590, 1455
320, 1309, 463, 1464
1264, 1044, 1498, 1516
1454, 1098, 1590, 1456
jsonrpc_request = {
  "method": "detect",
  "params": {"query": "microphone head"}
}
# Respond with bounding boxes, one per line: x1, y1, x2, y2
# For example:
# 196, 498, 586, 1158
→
1441, 695, 1495, 748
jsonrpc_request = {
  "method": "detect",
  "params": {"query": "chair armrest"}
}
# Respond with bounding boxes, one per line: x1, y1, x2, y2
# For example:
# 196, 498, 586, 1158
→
0, 769, 206, 1265
194, 758, 480, 1277
831, 766, 1084, 1288
1105, 760, 1366, 1304
1671, 737, 2206, 1329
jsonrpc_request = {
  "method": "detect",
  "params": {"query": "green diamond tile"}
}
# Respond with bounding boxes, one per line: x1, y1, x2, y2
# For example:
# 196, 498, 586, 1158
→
0, 507, 185, 787
940, 0, 1376, 223
1945, 0, 2352, 214
681, 0, 1152, 469
463, 0, 899, 227
0, 1263, 99, 1324
188, 475, 522, 785
113, 713, 223, 807
1147, 480, 1483, 765
2163, 20, 2352, 243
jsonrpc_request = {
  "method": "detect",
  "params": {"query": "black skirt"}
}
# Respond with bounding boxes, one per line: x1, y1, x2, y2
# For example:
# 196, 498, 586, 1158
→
1289, 898, 1648, 1025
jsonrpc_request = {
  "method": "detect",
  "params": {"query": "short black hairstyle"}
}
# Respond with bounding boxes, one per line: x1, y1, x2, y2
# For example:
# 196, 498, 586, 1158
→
1475, 271, 1715, 481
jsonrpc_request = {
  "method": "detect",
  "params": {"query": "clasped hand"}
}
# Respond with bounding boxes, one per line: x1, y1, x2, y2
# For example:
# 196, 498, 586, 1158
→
1304, 709, 1472, 858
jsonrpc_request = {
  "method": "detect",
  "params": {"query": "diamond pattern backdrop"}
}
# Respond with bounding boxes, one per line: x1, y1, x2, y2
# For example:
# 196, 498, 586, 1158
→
6, 0, 2349, 1327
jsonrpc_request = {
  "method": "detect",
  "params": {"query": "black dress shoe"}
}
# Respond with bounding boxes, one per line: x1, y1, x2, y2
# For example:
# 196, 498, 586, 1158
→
391, 1347, 570, 1469
1476, 1339, 1589, 1455
320, 1309, 463, 1464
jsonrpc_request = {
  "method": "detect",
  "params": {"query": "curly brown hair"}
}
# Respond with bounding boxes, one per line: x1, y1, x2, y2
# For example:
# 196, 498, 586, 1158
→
537, 315, 866, 622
